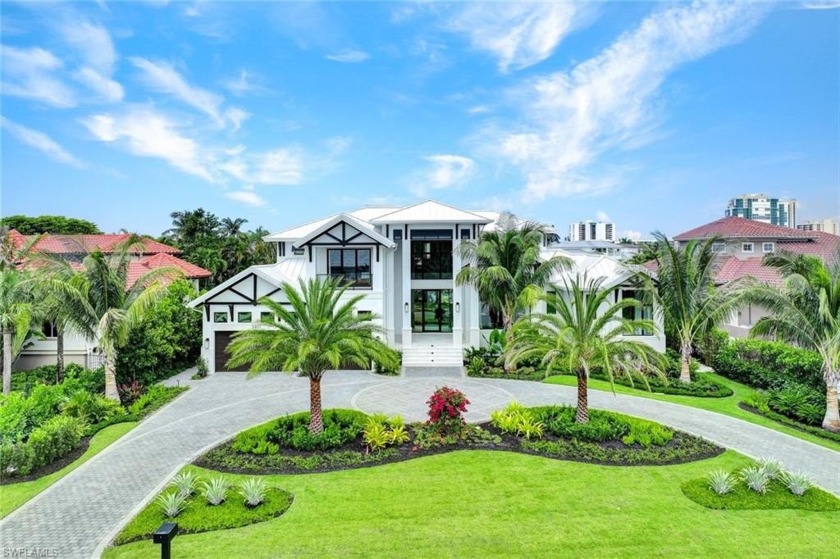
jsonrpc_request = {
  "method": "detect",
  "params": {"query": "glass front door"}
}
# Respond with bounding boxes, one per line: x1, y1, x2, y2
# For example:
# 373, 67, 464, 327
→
412, 289, 453, 333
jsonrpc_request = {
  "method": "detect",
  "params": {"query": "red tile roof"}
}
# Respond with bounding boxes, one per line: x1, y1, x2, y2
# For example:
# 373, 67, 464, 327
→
11, 231, 181, 254
138, 253, 212, 280
715, 256, 782, 286
674, 217, 816, 241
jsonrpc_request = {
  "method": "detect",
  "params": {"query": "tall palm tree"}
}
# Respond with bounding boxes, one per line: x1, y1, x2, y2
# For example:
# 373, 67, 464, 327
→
227, 277, 399, 435
40, 239, 176, 402
506, 275, 665, 424
744, 251, 840, 433
651, 232, 743, 383
456, 213, 571, 332
221, 217, 248, 237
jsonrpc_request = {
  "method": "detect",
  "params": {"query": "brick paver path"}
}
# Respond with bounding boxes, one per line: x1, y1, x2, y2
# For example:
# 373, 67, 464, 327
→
1, 370, 838, 558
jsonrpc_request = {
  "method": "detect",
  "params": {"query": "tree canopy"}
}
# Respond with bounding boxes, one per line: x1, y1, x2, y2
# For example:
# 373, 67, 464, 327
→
0, 215, 100, 235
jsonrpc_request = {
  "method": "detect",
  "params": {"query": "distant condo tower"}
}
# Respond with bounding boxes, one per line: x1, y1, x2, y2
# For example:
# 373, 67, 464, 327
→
797, 218, 838, 236
569, 220, 615, 242
724, 193, 797, 228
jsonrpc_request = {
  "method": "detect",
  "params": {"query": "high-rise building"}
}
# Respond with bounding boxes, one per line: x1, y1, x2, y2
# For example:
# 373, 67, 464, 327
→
724, 193, 797, 228
569, 220, 615, 242
797, 218, 838, 236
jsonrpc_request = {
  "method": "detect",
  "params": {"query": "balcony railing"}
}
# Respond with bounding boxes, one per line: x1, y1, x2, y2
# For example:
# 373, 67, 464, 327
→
318, 272, 373, 289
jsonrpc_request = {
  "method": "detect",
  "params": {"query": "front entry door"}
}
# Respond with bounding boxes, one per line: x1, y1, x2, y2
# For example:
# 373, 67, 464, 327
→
412, 289, 453, 333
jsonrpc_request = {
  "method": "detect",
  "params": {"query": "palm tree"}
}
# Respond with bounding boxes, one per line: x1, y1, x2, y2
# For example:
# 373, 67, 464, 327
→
40, 239, 176, 402
226, 277, 399, 435
744, 251, 840, 433
221, 217, 248, 237
651, 232, 743, 383
456, 212, 571, 332
506, 275, 665, 423
0, 269, 38, 394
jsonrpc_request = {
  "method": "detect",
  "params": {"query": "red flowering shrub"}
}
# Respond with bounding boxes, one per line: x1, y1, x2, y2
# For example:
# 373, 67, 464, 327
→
426, 386, 470, 426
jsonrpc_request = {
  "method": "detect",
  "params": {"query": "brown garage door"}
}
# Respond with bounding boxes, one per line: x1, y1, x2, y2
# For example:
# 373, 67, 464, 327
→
215, 331, 249, 372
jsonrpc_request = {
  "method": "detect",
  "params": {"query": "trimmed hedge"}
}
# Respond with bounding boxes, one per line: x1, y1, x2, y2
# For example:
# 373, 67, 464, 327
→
712, 339, 823, 391
0, 416, 86, 477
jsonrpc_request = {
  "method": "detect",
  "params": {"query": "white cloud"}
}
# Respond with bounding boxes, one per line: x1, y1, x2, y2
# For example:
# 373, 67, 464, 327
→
0, 45, 76, 107
222, 69, 265, 96
225, 186, 266, 207
219, 148, 304, 186
325, 49, 370, 63
74, 67, 124, 102
480, 2, 767, 202
82, 106, 214, 181
130, 57, 225, 125
801, 1, 840, 9
596, 211, 611, 223
446, 3, 591, 72
55, 19, 116, 75
0, 116, 86, 168
224, 107, 250, 131
620, 230, 644, 242
411, 154, 476, 196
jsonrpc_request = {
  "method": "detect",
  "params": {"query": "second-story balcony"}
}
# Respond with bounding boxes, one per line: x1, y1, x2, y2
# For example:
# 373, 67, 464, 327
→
317, 272, 373, 289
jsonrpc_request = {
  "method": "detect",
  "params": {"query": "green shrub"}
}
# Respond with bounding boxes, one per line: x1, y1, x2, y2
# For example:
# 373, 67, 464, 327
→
712, 339, 823, 391
202, 476, 229, 506
170, 471, 200, 498
0, 415, 86, 477
741, 465, 771, 494
128, 385, 187, 417
362, 414, 409, 451
373, 352, 401, 376
0, 384, 66, 444
239, 478, 267, 507
266, 409, 368, 451
780, 471, 812, 496
742, 391, 771, 413
768, 384, 824, 426
621, 418, 674, 448
682, 477, 840, 511
466, 357, 486, 377
534, 406, 627, 442
60, 391, 124, 424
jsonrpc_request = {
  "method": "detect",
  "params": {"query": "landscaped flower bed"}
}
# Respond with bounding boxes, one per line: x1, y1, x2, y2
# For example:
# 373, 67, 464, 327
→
196, 388, 723, 476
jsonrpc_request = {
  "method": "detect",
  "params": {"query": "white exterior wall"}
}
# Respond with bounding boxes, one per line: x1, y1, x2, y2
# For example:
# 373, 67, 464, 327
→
13, 329, 94, 371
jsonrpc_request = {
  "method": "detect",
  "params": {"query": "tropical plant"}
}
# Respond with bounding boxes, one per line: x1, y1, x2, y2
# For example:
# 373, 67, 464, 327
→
650, 232, 745, 383
0, 215, 100, 235
201, 476, 229, 506
37, 238, 177, 402
506, 274, 665, 423
743, 250, 840, 432
157, 491, 188, 518
239, 478, 267, 507
741, 465, 771, 494
0, 268, 40, 394
227, 277, 399, 435
755, 458, 784, 480
707, 469, 737, 495
456, 213, 571, 332
780, 470, 812, 496
170, 471, 199, 498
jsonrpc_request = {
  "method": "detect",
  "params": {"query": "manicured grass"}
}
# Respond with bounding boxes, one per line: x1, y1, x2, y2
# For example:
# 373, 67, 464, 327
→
0, 422, 137, 518
682, 477, 840, 511
544, 373, 840, 452
115, 486, 293, 545
103, 450, 838, 558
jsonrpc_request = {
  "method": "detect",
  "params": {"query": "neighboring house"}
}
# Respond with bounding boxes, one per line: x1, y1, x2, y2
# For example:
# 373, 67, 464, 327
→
189, 200, 664, 374
555, 240, 639, 260
8, 230, 211, 370
673, 216, 840, 337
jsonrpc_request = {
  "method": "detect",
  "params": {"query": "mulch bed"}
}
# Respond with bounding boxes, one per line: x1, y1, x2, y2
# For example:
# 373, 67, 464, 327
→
195, 423, 724, 476
0, 437, 92, 486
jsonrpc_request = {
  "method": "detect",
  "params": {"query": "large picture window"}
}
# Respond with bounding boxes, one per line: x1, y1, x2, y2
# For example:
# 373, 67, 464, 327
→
325, 248, 372, 288
411, 240, 453, 279
621, 290, 653, 336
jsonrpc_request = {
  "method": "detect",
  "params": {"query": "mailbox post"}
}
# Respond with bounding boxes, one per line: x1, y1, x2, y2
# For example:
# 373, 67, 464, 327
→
153, 522, 178, 559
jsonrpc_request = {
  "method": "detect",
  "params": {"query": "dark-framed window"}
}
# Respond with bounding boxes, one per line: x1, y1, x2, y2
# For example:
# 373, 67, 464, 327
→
621, 290, 653, 335
260, 311, 275, 323
213, 312, 228, 323
42, 322, 59, 338
324, 248, 372, 288
411, 240, 453, 279
237, 312, 252, 323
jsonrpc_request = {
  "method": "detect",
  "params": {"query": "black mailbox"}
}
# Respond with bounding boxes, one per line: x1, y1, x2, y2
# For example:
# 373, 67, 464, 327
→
153, 522, 178, 559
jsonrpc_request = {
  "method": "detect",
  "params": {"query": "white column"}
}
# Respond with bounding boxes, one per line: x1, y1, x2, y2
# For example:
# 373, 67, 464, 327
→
452, 236, 463, 347
384, 248, 395, 345
202, 312, 215, 374
401, 231, 412, 347
468, 285, 480, 348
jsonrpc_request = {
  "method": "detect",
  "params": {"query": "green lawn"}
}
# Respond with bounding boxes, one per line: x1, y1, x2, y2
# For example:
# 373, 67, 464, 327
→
544, 373, 840, 452
104, 450, 837, 558
0, 421, 137, 518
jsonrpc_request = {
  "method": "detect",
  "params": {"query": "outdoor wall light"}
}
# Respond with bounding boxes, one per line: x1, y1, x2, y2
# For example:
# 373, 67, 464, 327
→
203, 338, 209, 350
404, 302, 409, 313
455, 302, 460, 313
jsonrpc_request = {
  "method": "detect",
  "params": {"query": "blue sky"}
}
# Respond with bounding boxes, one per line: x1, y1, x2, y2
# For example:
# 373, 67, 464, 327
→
1, 1, 838, 239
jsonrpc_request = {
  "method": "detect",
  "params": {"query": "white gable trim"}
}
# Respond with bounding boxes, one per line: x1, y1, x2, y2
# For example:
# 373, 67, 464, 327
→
293, 213, 395, 249
187, 266, 289, 308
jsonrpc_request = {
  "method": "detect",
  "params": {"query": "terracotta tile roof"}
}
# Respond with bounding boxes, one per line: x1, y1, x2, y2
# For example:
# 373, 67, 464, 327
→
11, 231, 181, 254
674, 217, 816, 241
127, 255, 211, 287
714, 256, 782, 286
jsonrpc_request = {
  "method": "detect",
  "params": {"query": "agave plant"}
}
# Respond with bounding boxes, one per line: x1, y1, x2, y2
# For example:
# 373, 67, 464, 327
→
781, 470, 813, 496
707, 469, 736, 496
202, 476, 229, 506
755, 458, 784, 480
170, 471, 199, 498
157, 491, 188, 518
239, 478, 267, 507
741, 465, 771, 494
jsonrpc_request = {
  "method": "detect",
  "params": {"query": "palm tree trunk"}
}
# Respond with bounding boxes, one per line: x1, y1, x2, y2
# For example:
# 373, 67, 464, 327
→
309, 375, 324, 435
2, 329, 11, 395
575, 370, 589, 424
824, 373, 840, 433
104, 350, 121, 403
679, 342, 692, 384
56, 327, 64, 383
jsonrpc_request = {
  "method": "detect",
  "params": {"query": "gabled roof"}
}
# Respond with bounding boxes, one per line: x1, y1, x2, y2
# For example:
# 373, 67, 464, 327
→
544, 250, 653, 290
11, 231, 182, 254
187, 264, 293, 307
714, 256, 782, 286
370, 200, 493, 224
292, 213, 395, 249
674, 217, 816, 241
137, 253, 212, 280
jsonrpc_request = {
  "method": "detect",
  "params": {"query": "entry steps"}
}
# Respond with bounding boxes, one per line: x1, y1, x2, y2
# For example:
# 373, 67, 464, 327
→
402, 345, 464, 368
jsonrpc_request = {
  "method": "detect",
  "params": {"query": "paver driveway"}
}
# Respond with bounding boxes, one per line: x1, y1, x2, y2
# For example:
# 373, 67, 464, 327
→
1, 370, 838, 558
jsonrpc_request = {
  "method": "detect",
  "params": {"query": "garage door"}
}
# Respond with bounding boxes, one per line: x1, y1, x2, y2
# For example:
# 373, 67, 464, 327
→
215, 331, 249, 372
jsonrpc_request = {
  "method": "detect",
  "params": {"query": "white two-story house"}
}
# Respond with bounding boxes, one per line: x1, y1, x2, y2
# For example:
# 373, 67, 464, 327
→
189, 200, 664, 373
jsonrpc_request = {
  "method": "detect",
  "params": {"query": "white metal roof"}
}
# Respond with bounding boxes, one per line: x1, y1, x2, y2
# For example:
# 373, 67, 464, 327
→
545, 251, 653, 290
370, 200, 493, 224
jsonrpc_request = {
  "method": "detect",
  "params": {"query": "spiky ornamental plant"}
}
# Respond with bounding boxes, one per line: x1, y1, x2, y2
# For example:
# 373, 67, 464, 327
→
743, 250, 840, 433
650, 232, 745, 383
227, 277, 399, 435
707, 469, 737, 496
456, 213, 571, 333
170, 471, 199, 498
239, 478, 267, 507
202, 476, 229, 506
741, 466, 771, 494
781, 470, 813, 496
755, 458, 785, 481
157, 492, 188, 518
506, 274, 666, 424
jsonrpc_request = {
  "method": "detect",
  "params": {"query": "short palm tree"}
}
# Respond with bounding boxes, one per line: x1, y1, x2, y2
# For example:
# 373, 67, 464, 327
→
744, 251, 840, 433
652, 232, 743, 383
227, 277, 399, 434
39, 239, 176, 402
456, 213, 571, 332
0, 269, 38, 394
506, 275, 665, 423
